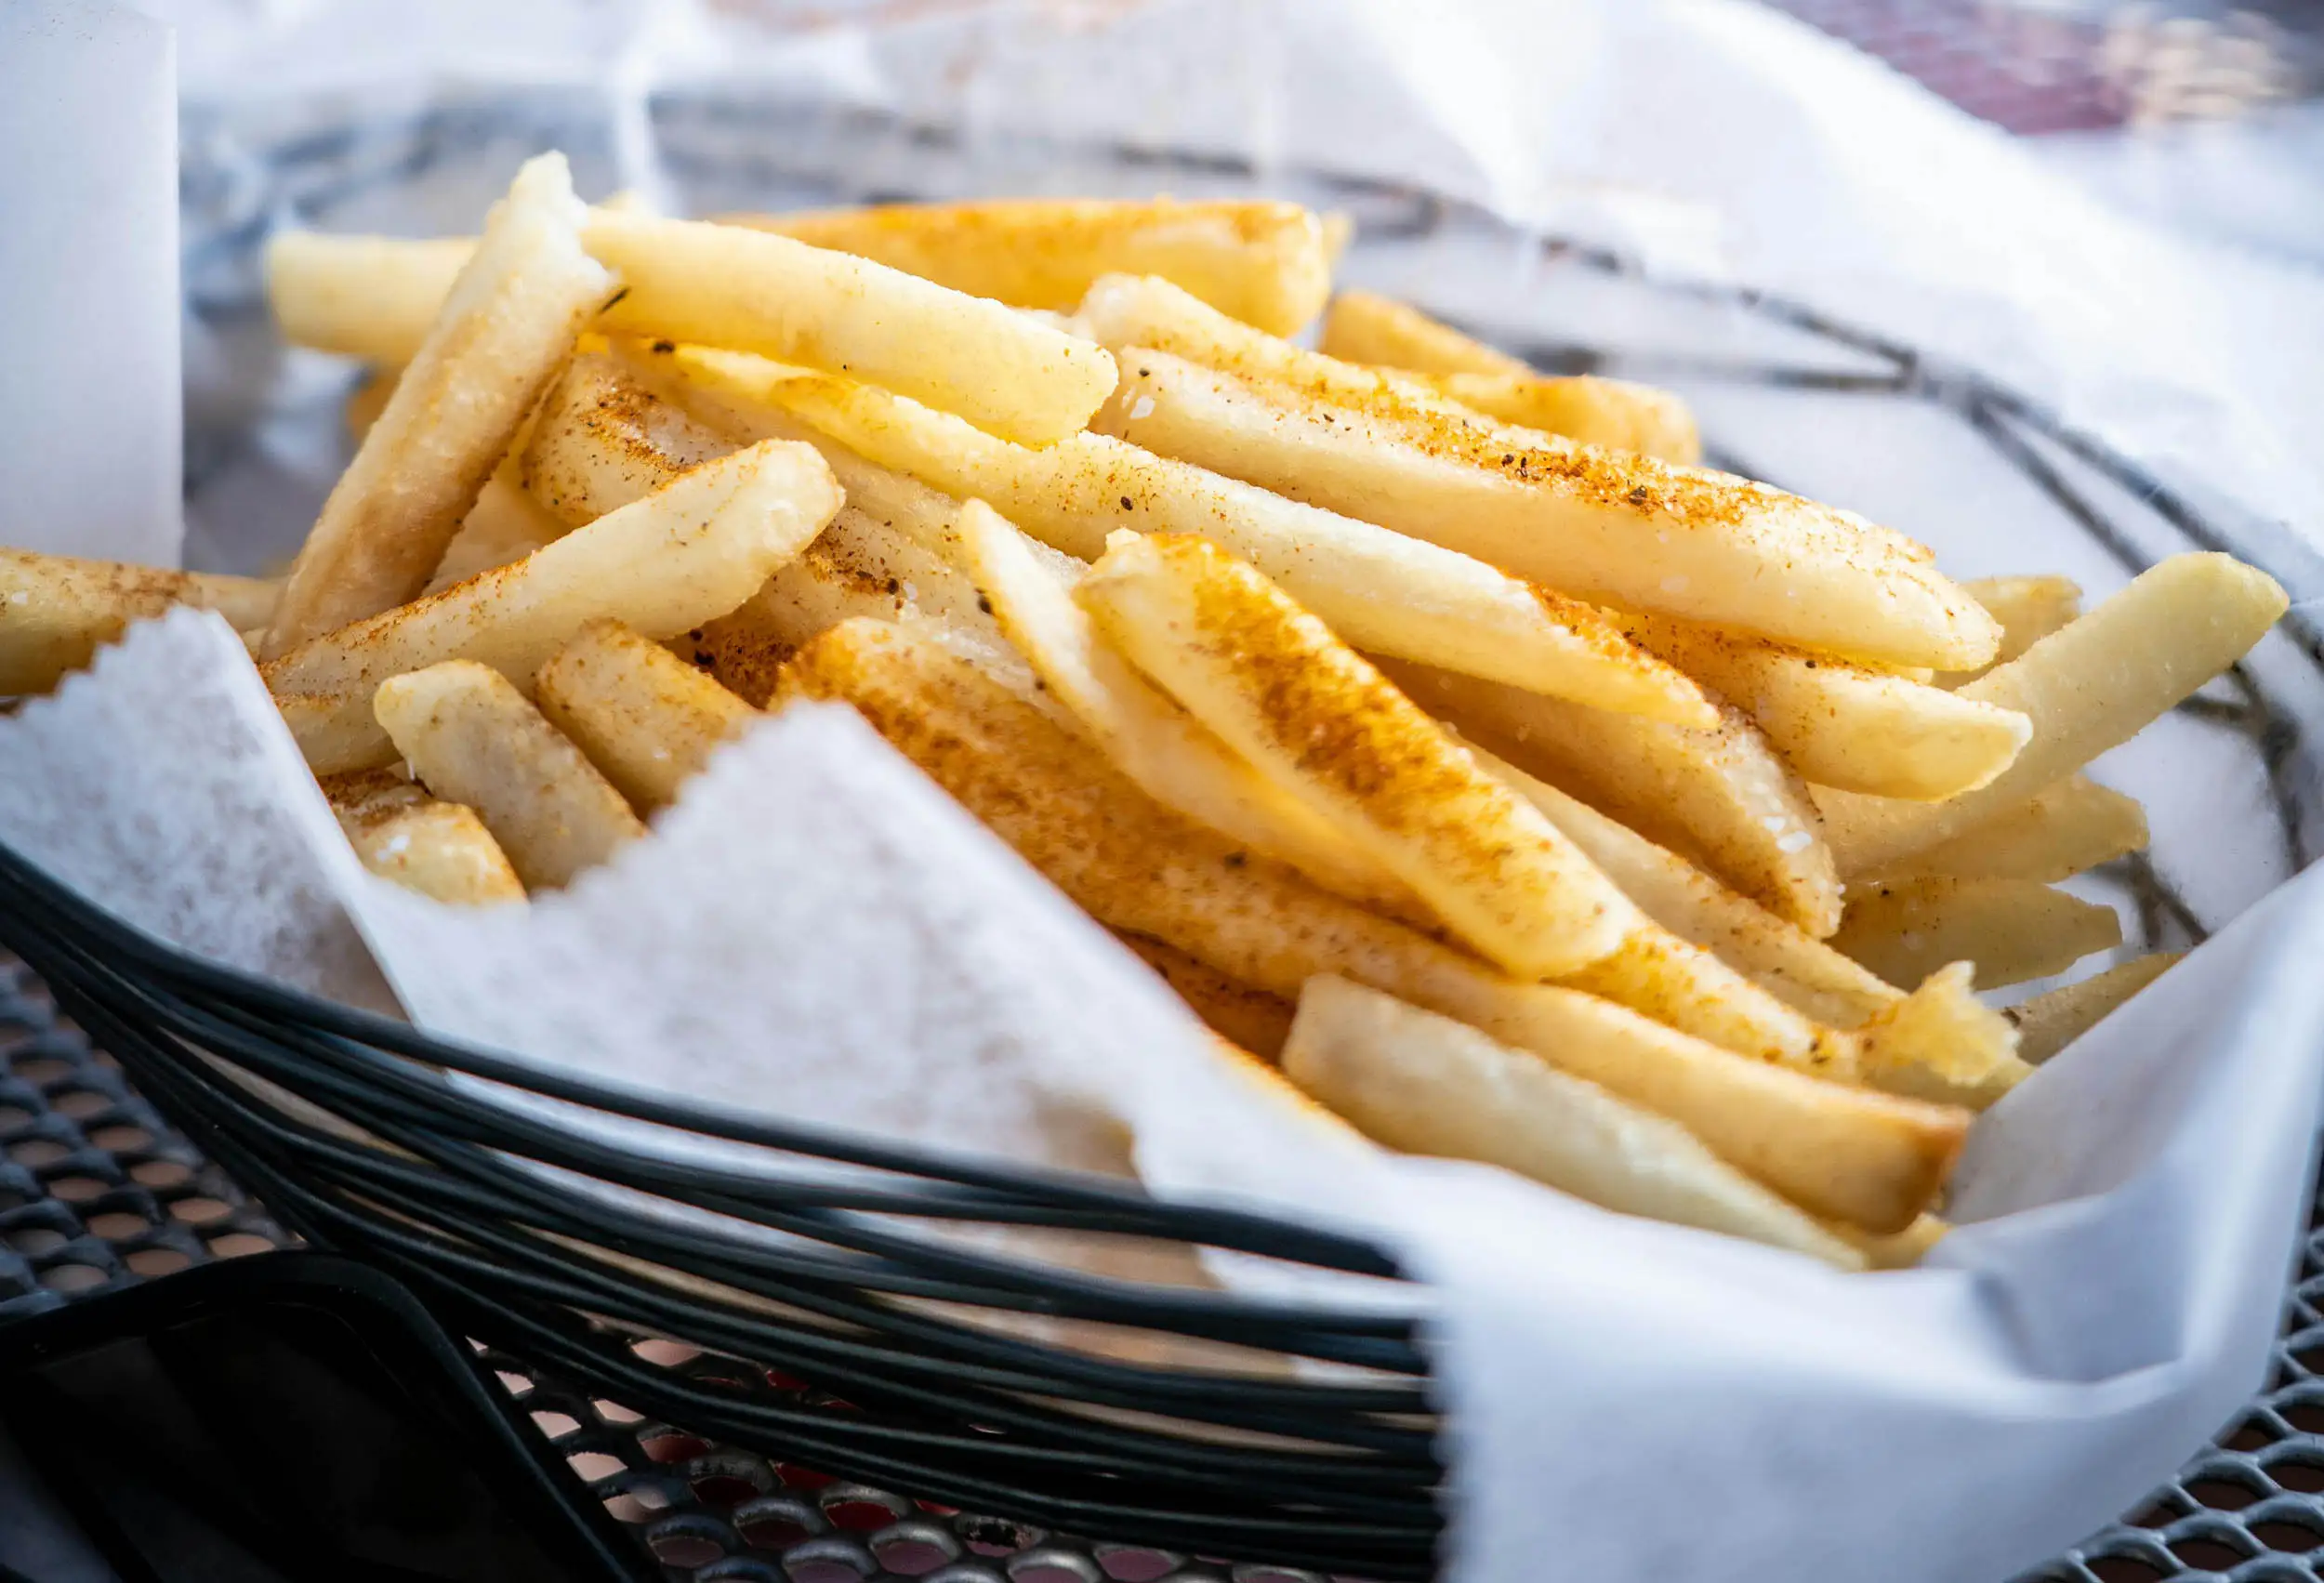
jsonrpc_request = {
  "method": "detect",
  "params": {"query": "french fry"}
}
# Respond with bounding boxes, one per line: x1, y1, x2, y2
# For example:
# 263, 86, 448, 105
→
262, 440, 842, 773
1938, 574, 2082, 684
268, 233, 470, 363
264, 154, 619, 655
0, 550, 279, 695
1379, 656, 1843, 936
1814, 554, 2288, 876
725, 198, 1334, 337
1077, 534, 1639, 979
534, 619, 759, 813
777, 619, 1967, 1230
1835, 1213, 1949, 1270
1116, 932, 1296, 1061
1097, 348, 2000, 670
1623, 615, 2032, 799
1318, 290, 1533, 378
955, 502, 1406, 911
1466, 740, 1901, 1027
375, 660, 644, 890
1282, 977, 1863, 1267
1831, 877, 2124, 991
1867, 774, 2147, 885
734, 363, 1715, 719
521, 351, 736, 527
320, 769, 526, 905
582, 211, 1117, 446
2006, 954, 2183, 1064
1854, 963, 2029, 1110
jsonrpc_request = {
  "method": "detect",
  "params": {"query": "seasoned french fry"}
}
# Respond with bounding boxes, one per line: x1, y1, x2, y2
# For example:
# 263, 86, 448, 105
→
1832, 877, 2124, 991
1319, 290, 1533, 377
1854, 963, 2029, 1110
1938, 574, 2082, 684
534, 619, 758, 812
2006, 954, 2183, 1064
264, 155, 618, 656
1380, 656, 1843, 937
1282, 977, 1863, 1267
1623, 615, 2032, 799
0, 550, 279, 695
1077, 534, 1639, 979
375, 660, 644, 889
1098, 348, 2000, 670
321, 768, 526, 905
956, 503, 1405, 911
777, 618, 1967, 1230
582, 211, 1117, 446
710, 358, 1714, 719
1467, 740, 1900, 1027
726, 198, 1334, 337
423, 469, 567, 594
263, 441, 842, 773
1116, 932, 1296, 1061
1815, 555, 2288, 876
522, 351, 736, 527
1868, 774, 2147, 885
268, 233, 470, 363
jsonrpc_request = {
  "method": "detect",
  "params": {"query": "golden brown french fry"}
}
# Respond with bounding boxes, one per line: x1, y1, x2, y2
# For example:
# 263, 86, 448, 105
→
321, 768, 526, 905
777, 619, 1967, 1230
1814, 555, 2287, 876
2005, 953, 2183, 1063
1937, 574, 2083, 684
1623, 615, 2032, 800
1854, 963, 2028, 1110
374, 660, 644, 890
1319, 290, 1532, 377
1832, 878, 2124, 991
534, 618, 758, 813
268, 233, 470, 363
0, 550, 279, 695
263, 441, 841, 773
1868, 774, 2147, 885
1077, 534, 1639, 979
423, 469, 568, 594
1098, 348, 2000, 670
1282, 977, 1864, 1267
521, 351, 736, 527
1467, 740, 1901, 1027
715, 358, 1715, 719
582, 211, 1116, 447
1554, 921, 1855, 1075
264, 155, 619, 656
1116, 932, 1296, 1062
1834, 1213, 1949, 1270
1380, 657, 1843, 937
726, 198, 1334, 337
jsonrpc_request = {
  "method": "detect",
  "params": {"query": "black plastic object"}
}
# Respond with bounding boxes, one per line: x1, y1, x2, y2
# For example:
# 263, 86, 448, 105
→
0, 1249, 649, 1583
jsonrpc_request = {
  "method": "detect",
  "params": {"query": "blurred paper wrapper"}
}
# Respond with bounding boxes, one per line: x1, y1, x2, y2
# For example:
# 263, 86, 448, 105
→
12, 3, 2324, 1581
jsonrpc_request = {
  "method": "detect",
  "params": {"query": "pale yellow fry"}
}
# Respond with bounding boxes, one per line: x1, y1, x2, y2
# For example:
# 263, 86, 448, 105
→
776, 619, 1968, 1231
712, 356, 1712, 719
1284, 977, 1862, 1266
1319, 289, 1532, 377
263, 440, 842, 773
1079, 534, 1640, 979
582, 210, 1116, 446
1423, 372, 1702, 466
522, 350, 737, 527
1467, 740, 1900, 1027
2006, 953, 2183, 1064
725, 198, 1333, 337
1854, 962, 2028, 1110
1816, 554, 2288, 876
0, 550, 278, 695
1116, 931, 1296, 1062
955, 502, 1403, 911
376, 661, 643, 890
322, 769, 526, 905
268, 233, 469, 363
534, 618, 758, 813
1831, 877, 2124, 991
1869, 774, 2147, 885
423, 468, 568, 594
1380, 657, 1842, 937
264, 155, 617, 656
1937, 574, 2083, 685
1554, 919, 1855, 1075
1625, 615, 2032, 800
1098, 348, 1999, 670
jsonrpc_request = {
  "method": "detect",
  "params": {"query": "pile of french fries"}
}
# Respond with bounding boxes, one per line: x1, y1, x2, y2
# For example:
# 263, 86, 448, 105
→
1, 153, 2287, 1273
